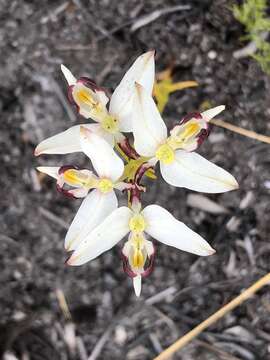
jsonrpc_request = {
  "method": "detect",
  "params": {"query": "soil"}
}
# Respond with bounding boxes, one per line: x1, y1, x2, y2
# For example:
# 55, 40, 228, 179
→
1, 0, 270, 359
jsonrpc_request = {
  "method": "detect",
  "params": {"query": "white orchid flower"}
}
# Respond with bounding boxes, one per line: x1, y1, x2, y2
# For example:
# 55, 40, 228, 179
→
34, 51, 155, 156
131, 83, 239, 193
37, 127, 127, 250
66, 203, 215, 296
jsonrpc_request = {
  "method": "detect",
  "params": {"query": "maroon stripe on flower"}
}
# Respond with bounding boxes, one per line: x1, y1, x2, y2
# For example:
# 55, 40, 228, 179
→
179, 112, 202, 125
56, 184, 77, 199
78, 77, 109, 95
142, 244, 156, 278
197, 124, 212, 147
58, 165, 80, 175
121, 252, 137, 278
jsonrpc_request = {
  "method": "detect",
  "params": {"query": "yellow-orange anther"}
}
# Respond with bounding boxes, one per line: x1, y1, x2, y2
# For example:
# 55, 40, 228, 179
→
76, 89, 97, 106
132, 248, 145, 268
63, 169, 87, 186
63, 169, 97, 188
179, 122, 200, 140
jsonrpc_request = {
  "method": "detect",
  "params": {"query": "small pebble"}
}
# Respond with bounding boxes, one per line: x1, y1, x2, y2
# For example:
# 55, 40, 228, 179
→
208, 50, 217, 59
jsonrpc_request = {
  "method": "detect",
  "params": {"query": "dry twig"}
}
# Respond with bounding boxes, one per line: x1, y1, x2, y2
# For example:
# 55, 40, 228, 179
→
210, 118, 270, 145
87, 325, 114, 360
50, 78, 77, 123
39, 206, 69, 230
56, 288, 72, 320
131, 5, 191, 32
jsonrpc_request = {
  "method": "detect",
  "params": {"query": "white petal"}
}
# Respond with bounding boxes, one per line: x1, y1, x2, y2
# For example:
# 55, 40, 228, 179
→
68, 187, 89, 198
61, 64, 77, 85
132, 83, 167, 157
201, 105, 225, 122
118, 116, 133, 133
160, 150, 239, 193
36, 166, 60, 180
133, 275, 142, 297
34, 123, 113, 156
67, 207, 132, 266
142, 205, 215, 256
94, 125, 115, 146
65, 189, 118, 251
80, 126, 124, 182
95, 89, 109, 107
109, 51, 155, 131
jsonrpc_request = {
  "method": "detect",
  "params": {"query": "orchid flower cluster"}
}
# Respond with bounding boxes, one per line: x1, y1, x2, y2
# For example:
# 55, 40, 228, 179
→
35, 51, 238, 296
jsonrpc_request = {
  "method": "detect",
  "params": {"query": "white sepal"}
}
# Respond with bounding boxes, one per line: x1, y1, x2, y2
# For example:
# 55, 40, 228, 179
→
201, 105, 225, 122
34, 123, 114, 156
133, 275, 142, 297
160, 150, 239, 193
67, 187, 89, 198
109, 51, 155, 132
36, 166, 60, 180
132, 83, 167, 157
80, 126, 124, 182
67, 206, 132, 266
142, 205, 215, 256
61, 64, 77, 85
65, 189, 118, 251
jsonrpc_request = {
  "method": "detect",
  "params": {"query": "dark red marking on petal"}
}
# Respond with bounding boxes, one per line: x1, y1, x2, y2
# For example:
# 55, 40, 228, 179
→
179, 112, 202, 125
58, 165, 80, 175
121, 252, 137, 278
142, 243, 156, 278
141, 254, 155, 278
135, 162, 153, 184
196, 124, 212, 148
56, 184, 78, 199
118, 138, 140, 160
65, 254, 73, 265
67, 85, 75, 103
78, 77, 109, 95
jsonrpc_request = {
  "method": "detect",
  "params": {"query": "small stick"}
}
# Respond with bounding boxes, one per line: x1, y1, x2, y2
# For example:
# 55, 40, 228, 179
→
40, 1, 69, 24
56, 288, 72, 321
50, 78, 77, 123
149, 333, 163, 354
131, 5, 191, 32
39, 206, 69, 230
87, 325, 113, 360
210, 118, 270, 145
76, 337, 88, 360
146, 286, 177, 305
154, 272, 270, 360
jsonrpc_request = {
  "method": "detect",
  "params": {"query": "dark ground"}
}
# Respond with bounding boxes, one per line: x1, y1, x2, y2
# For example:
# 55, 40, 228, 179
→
1, 0, 270, 359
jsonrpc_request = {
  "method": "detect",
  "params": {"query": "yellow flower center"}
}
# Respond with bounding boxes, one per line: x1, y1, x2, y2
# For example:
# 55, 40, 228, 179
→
155, 143, 175, 165
129, 214, 146, 233
101, 115, 119, 134
97, 178, 114, 193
